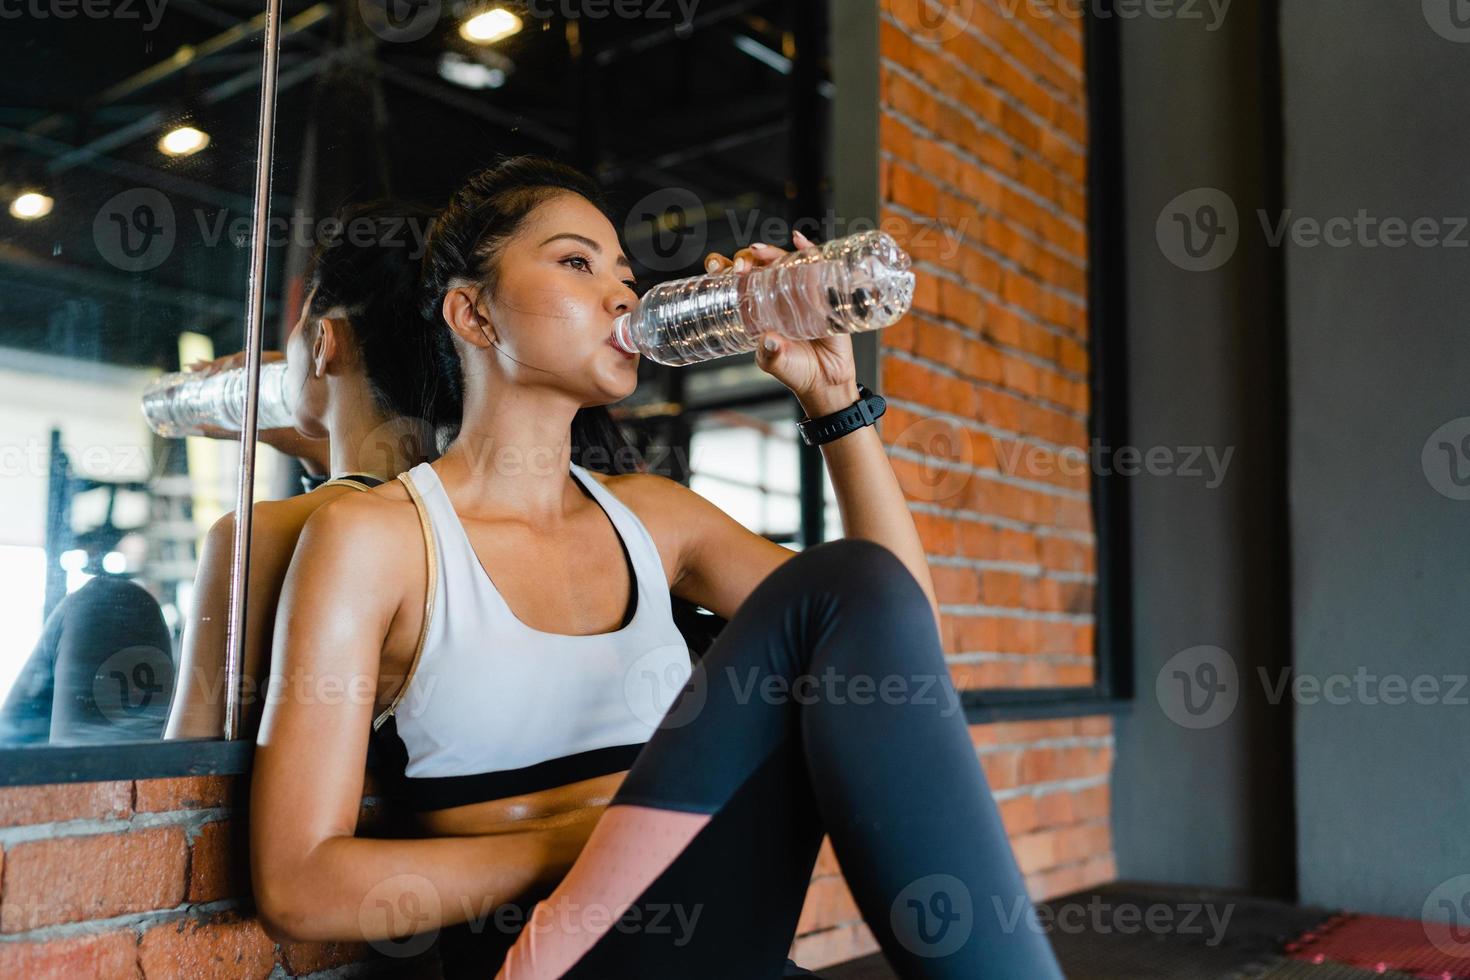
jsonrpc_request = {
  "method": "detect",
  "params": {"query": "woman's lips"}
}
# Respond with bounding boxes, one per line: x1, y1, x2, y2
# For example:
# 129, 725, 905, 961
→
606, 335, 636, 359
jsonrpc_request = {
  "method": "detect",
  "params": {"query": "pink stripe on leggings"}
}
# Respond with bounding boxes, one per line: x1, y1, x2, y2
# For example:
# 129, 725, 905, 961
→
494, 804, 711, 980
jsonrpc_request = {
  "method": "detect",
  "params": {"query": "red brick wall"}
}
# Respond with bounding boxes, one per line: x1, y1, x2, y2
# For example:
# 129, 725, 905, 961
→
0, 775, 434, 978
787, 0, 1115, 966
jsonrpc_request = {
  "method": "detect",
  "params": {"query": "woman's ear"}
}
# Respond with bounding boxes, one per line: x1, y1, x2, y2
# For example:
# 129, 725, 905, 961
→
442, 285, 495, 350
311, 317, 342, 378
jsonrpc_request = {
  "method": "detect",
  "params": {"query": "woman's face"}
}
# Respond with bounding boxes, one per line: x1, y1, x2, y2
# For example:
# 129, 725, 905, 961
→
474, 193, 641, 399
283, 295, 328, 439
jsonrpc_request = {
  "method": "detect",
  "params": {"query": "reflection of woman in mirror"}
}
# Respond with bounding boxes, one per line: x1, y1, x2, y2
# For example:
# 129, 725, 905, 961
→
251, 158, 1060, 979
0, 569, 174, 746
182, 349, 333, 488
165, 200, 440, 741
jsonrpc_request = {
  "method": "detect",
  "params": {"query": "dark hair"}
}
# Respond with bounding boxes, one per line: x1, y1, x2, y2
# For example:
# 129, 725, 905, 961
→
303, 198, 439, 440
418, 155, 638, 474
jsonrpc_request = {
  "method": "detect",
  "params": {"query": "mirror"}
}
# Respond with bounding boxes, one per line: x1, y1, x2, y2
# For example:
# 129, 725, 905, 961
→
219, 0, 834, 740
0, 0, 836, 757
0, 5, 268, 746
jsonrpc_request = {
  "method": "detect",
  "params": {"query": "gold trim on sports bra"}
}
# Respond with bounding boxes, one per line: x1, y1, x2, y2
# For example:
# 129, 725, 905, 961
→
373, 470, 438, 731
316, 476, 378, 493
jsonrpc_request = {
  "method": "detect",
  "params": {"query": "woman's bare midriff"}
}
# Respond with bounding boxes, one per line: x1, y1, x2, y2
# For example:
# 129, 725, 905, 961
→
411, 769, 628, 838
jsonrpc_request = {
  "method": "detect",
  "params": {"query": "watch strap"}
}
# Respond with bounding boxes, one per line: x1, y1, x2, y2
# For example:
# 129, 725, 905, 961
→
798, 383, 887, 446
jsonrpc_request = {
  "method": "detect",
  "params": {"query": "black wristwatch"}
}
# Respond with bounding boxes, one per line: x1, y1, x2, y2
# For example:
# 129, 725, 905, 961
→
797, 382, 887, 446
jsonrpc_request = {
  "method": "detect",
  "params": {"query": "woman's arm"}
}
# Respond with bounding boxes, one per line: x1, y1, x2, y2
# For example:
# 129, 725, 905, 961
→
164, 513, 236, 739
187, 351, 331, 476
656, 235, 940, 630
644, 400, 939, 636
793, 381, 939, 626
249, 496, 595, 943
166, 506, 305, 740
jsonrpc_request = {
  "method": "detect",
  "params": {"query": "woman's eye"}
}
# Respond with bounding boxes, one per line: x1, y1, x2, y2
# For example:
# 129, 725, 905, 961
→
563, 255, 638, 292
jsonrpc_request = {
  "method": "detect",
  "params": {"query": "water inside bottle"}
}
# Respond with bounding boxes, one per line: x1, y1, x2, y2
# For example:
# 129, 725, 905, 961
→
612, 230, 915, 366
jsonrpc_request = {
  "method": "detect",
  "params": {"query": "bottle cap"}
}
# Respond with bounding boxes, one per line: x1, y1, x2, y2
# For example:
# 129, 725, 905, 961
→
611, 313, 636, 354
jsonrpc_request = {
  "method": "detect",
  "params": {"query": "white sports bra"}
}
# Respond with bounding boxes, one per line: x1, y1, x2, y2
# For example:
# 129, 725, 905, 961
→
369, 460, 693, 811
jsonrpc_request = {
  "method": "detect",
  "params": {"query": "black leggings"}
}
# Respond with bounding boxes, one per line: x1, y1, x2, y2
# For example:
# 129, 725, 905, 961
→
443, 538, 1061, 979
0, 575, 174, 745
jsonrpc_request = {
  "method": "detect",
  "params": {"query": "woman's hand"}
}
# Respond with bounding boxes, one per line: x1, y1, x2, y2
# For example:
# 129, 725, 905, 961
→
185, 351, 288, 441
186, 348, 285, 377
702, 229, 860, 414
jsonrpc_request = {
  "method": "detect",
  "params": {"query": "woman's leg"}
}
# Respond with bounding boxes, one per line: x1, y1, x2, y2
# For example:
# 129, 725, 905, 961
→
0, 575, 175, 745
497, 538, 1062, 980
49, 575, 175, 743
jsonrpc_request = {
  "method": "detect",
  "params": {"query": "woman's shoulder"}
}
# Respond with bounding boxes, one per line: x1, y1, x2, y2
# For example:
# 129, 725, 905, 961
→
587, 469, 709, 555
291, 477, 422, 553
585, 467, 675, 511
310, 475, 416, 520
594, 468, 697, 507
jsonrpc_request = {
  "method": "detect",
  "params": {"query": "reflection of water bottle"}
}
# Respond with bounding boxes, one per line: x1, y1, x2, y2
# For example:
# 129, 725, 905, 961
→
141, 360, 294, 437
612, 230, 916, 366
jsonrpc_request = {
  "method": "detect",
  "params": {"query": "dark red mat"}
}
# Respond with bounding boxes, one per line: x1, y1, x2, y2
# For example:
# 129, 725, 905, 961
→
1284, 912, 1470, 979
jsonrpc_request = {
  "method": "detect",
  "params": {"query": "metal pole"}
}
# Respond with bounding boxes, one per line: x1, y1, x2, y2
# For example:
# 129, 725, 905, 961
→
224, 0, 284, 741
791, 0, 826, 547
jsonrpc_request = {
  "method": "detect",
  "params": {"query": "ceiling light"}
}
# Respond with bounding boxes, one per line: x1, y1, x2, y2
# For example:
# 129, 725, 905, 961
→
438, 50, 508, 89
460, 7, 521, 45
158, 125, 211, 157
9, 191, 54, 220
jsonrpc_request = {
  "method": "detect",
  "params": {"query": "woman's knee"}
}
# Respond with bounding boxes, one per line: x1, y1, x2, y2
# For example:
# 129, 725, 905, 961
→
779, 538, 931, 619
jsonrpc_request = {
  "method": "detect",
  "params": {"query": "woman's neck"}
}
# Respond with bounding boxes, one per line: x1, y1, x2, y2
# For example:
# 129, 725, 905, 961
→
435, 386, 585, 522
326, 383, 428, 482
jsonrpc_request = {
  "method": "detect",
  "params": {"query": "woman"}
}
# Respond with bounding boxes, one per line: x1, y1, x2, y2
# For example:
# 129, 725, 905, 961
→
251, 157, 1062, 979
165, 200, 439, 740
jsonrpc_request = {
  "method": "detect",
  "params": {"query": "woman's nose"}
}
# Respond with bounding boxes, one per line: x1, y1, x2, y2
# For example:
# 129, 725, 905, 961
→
607, 281, 637, 314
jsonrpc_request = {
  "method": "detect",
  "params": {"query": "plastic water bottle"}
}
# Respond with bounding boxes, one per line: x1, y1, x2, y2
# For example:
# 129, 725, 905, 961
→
612, 229, 916, 366
141, 360, 295, 437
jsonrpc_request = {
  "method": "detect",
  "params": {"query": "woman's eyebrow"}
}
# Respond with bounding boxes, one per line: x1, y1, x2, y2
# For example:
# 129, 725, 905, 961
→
538, 231, 632, 268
